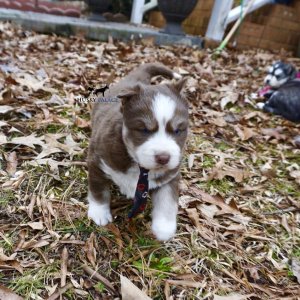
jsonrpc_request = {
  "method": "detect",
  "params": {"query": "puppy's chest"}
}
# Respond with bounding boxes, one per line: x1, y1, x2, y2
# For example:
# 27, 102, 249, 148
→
100, 160, 164, 198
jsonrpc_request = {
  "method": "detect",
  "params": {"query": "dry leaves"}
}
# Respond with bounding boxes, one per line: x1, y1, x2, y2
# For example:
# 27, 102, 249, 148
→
120, 275, 151, 300
0, 285, 23, 300
0, 21, 299, 300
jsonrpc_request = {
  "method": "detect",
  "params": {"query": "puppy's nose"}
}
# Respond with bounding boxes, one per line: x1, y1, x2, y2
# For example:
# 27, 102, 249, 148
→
155, 153, 170, 165
265, 79, 270, 85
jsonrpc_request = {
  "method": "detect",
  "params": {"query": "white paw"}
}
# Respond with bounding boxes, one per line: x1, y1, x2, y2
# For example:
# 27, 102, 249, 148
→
88, 201, 112, 226
152, 218, 176, 241
250, 92, 258, 99
256, 102, 265, 110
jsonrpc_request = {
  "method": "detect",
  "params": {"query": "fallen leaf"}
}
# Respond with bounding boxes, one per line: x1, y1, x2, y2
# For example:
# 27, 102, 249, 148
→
61, 247, 68, 287
220, 92, 239, 110
84, 233, 96, 267
9, 134, 45, 148
0, 105, 14, 114
214, 293, 255, 300
166, 279, 204, 288
106, 224, 123, 260
290, 170, 300, 185
74, 116, 90, 128
209, 116, 227, 127
13, 73, 56, 93
0, 133, 7, 145
0, 248, 16, 261
188, 154, 195, 169
190, 187, 243, 216
0, 284, 23, 300
0, 261, 23, 274
21, 239, 50, 250
186, 208, 201, 230
291, 258, 300, 284
6, 151, 17, 176
27, 221, 44, 230
234, 125, 257, 141
198, 204, 219, 219
261, 127, 286, 140
120, 275, 151, 300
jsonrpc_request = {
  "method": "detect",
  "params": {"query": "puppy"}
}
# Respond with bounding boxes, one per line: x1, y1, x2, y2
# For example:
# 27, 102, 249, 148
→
257, 61, 300, 122
87, 63, 188, 241
264, 61, 297, 89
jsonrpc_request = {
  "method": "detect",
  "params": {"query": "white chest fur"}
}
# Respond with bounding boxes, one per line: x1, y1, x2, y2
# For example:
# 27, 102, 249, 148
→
100, 160, 174, 198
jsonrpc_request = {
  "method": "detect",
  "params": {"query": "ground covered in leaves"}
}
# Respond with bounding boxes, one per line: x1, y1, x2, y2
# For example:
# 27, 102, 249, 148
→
0, 22, 300, 300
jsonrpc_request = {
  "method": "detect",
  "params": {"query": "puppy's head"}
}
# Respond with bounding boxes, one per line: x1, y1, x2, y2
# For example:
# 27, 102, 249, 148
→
264, 61, 297, 88
119, 79, 188, 171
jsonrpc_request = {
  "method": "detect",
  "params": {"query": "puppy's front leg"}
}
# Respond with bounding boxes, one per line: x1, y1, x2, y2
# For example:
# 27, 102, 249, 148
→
151, 177, 179, 241
88, 164, 112, 226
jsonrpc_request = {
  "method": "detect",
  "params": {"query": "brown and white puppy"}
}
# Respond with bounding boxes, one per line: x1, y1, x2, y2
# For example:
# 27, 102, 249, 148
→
87, 63, 189, 241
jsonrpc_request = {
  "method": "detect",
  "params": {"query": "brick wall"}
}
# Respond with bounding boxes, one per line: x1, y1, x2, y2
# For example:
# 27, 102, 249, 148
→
237, 1, 300, 53
148, 0, 300, 54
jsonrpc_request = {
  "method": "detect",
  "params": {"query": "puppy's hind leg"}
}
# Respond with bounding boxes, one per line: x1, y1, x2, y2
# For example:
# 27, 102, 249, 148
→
88, 164, 112, 226
151, 176, 179, 241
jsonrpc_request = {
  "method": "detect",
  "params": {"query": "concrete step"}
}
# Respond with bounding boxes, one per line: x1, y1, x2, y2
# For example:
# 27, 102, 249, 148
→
0, 8, 203, 47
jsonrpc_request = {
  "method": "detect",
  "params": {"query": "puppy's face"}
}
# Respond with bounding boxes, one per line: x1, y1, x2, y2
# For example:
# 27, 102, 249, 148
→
120, 81, 188, 171
264, 61, 297, 88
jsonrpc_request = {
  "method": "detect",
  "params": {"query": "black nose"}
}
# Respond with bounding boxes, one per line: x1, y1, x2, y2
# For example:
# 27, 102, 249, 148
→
265, 79, 270, 85
155, 153, 170, 165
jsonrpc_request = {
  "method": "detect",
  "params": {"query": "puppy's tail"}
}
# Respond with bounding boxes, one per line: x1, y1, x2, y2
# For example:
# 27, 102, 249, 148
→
126, 63, 181, 85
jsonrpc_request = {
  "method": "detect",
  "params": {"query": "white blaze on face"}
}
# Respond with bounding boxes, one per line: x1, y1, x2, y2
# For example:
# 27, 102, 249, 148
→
264, 66, 288, 88
135, 93, 181, 170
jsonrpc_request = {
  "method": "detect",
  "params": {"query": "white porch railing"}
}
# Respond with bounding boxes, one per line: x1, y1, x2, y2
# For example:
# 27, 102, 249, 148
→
130, 0, 273, 41
130, 0, 158, 24
206, 0, 273, 41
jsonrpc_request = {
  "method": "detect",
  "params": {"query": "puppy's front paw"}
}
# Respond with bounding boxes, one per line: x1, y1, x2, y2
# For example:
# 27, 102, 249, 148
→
152, 218, 176, 241
88, 202, 112, 226
256, 102, 265, 110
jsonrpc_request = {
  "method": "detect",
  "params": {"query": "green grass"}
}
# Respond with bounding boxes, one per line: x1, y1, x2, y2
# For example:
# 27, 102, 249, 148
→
94, 282, 105, 293
201, 155, 216, 169
198, 178, 234, 194
0, 233, 13, 252
9, 262, 60, 299
0, 190, 15, 206
46, 124, 64, 134
133, 253, 174, 277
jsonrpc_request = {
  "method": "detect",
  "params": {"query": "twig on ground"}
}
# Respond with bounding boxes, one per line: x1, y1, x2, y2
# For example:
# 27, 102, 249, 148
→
47, 283, 73, 300
82, 264, 117, 295
262, 207, 300, 215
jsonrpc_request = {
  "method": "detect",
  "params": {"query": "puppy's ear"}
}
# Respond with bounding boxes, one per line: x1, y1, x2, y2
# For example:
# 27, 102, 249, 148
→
286, 64, 296, 76
169, 77, 188, 98
118, 84, 142, 112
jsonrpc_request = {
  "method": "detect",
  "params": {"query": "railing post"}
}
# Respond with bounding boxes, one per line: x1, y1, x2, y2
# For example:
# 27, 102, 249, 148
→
130, 0, 145, 24
131, 0, 158, 24
205, 0, 234, 41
